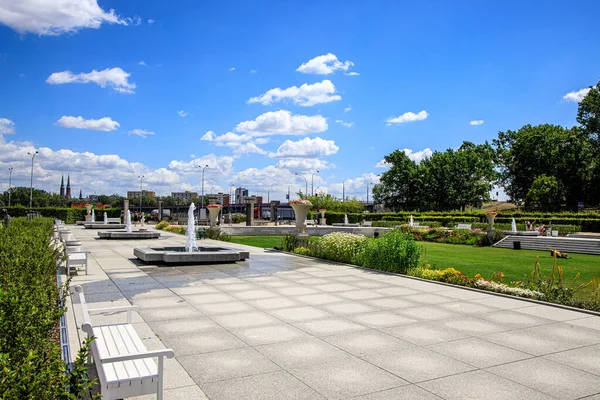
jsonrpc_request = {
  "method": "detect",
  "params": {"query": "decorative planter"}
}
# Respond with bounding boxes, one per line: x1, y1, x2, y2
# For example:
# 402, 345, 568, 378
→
206, 205, 222, 227
290, 203, 312, 233
486, 212, 497, 230
85, 204, 93, 222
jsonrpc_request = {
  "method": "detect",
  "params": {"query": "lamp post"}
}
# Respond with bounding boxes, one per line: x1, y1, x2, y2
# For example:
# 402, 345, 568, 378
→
138, 175, 145, 212
295, 173, 308, 196
229, 184, 236, 209
8, 167, 13, 207
199, 165, 209, 216
27, 151, 39, 208
342, 179, 346, 202
311, 170, 320, 196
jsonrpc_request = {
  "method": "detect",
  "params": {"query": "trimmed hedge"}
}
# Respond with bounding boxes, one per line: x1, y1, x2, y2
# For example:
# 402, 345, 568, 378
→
3, 206, 121, 224
0, 218, 95, 398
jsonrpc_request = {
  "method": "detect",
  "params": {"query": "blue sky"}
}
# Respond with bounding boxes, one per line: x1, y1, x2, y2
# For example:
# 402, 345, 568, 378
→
0, 0, 598, 201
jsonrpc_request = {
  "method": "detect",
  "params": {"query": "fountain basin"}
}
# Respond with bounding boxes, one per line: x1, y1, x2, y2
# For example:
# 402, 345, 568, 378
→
84, 223, 126, 229
501, 231, 541, 236
332, 223, 360, 227
134, 246, 250, 264
98, 230, 160, 239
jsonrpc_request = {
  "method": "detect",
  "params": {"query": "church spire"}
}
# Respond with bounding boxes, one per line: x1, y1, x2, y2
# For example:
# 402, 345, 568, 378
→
66, 175, 71, 199
60, 175, 65, 197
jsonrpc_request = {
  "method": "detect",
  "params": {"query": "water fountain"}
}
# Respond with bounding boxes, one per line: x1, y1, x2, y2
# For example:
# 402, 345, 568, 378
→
85, 208, 126, 230
104, 212, 108, 225
98, 208, 160, 239
134, 202, 249, 265
125, 210, 132, 233
91, 209, 96, 222
409, 215, 414, 227
511, 218, 517, 233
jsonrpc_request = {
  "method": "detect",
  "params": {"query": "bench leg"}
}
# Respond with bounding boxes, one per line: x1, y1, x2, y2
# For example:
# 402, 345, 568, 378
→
157, 356, 164, 400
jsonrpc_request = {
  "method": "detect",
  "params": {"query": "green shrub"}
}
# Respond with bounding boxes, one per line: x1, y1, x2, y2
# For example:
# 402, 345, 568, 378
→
281, 235, 309, 252
2, 206, 121, 224
312, 232, 367, 264
293, 246, 313, 256
155, 221, 170, 230
355, 230, 421, 274
0, 217, 96, 399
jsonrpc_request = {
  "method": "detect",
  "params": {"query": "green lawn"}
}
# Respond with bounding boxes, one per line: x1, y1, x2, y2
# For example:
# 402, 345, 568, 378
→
228, 235, 285, 248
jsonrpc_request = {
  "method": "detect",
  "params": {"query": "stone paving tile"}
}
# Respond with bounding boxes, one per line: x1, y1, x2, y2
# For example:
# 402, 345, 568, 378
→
383, 323, 468, 346
255, 337, 353, 369
395, 305, 461, 321
181, 292, 237, 305
426, 337, 532, 368
475, 309, 555, 329
364, 347, 475, 383
169, 284, 220, 296
212, 311, 279, 329
565, 316, 600, 331
313, 283, 358, 292
349, 311, 418, 328
130, 384, 209, 400
230, 288, 280, 300
147, 318, 221, 338
293, 293, 345, 306
543, 346, 600, 376
161, 328, 247, 355
294, 318, 368, 336
201, 371, 325, 400
439, 300, 501, 315
513, 304, 592, 321
128, 295, 186, 309
179, 347, 280, 384
193, 300, 256, 315
364, 296, 420, 310
268, 305, 331, 322
432, 315, 507, 336
290, 357, 408, 399
230, 323, 310, 346
245, 296, 303, 310
338, 289, 385, 300
352, 385, 444, 400
487, 358, 600, 400
374, 286, 421, 296
322, 300, 379, 315
419, 370, 555, 400
137, 304, 204, 322
323, 329, 413, 357
402, 293, 455, 305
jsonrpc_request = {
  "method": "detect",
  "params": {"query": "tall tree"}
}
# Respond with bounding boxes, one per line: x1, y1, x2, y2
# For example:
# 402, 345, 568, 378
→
372, 150, 421, 210
577, 80, 600, 146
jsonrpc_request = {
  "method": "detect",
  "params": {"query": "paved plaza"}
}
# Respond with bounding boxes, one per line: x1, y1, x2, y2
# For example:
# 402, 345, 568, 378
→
66, 225, 600, 400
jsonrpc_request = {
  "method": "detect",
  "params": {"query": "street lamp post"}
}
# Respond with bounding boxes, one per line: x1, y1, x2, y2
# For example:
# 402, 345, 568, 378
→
311, 170, 320, 196
199, 165, 209, 218
342, 179, 346, 202
138, 175, 145, 212
27, 151, 39, 208
295, 173, 308, 196
366, 182, 373, 205
8, 167, 13, 207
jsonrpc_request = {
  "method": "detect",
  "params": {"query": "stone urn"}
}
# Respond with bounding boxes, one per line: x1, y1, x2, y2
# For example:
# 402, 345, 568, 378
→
290, 200, 313, 233
319, 208, 327, 226
85, 204, 93, 222
206, 205, 222, 227
486, 212, 497, 230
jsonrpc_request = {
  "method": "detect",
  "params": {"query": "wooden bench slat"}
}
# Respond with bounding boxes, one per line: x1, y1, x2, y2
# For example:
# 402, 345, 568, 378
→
116, 324, 156, 381
94, 327, 119, 387
100, 326, 132, 387
109, 325, 145, 385
124, 325, 158, 378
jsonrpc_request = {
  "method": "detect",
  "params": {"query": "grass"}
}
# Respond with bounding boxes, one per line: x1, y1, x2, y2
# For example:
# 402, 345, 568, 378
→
228, 235, 285, 248
420, 241, 600, 299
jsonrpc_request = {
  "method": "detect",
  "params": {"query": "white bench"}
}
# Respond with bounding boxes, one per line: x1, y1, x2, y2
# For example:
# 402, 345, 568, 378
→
74, 286, 174, 400
65, 246, 89, 275
106, 217, 121, 224
362, 220, 373, 227
455, 224, 472, 230
305, 220, 315, 226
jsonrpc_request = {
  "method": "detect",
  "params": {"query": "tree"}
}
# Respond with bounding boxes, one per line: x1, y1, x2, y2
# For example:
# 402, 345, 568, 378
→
525, 175, 563, 211
577, 79, 600, 146
302, 193, 365, 213
373, 150, 421, 210
493, 124, 594, 209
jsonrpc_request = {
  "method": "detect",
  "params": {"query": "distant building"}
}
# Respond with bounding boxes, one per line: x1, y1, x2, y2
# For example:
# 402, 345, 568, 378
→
256, 196, 263, 204
171, 191, 198, 201
88, 194, 99, 202
214, 193, 230, 205
234, 187, 248, 204
127, 190, 156, 198
59, 175, 72, 199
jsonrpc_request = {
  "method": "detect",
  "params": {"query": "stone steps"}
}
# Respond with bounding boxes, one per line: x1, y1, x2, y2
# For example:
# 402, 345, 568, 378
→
493, 235, 600, 255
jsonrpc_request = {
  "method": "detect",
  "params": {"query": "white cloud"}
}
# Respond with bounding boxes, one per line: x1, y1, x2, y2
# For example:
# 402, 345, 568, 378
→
254, 138, 270, 145
201, 130, 215, 141
128, 129, 155, 138
233, 143, 267, 155
269, 137, 339, 158
563, 88, 591, 103
46, 67, 136, 94
0, 0, 129, 35
177, 110, 187, 117
386, 110, 428, 125
138, 61, 147, 66
147, 19, 155, 25
403, 148, 432, 163
235, 110, 328, 137
330, 173, 380, 199
212, 132, 251, 146
346, 72, 360, 76
56, 116, 120, 131
469, 120, 484, 126
0, 118, 16, 135
229, 67, 235, 71
250, 69, 257, 74
276, 158, 332, 172
297, 53, 355, 75
335, 120, 353, 128
168, 154, 236, 179
344, 105, 352, 113
375, 159, 389, 169
248, 80, 341, 107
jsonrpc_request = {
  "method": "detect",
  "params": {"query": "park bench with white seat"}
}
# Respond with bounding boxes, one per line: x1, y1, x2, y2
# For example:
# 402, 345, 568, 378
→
65, 246, 89, 275
106, 217, 121, 224
305, 220, 315, 226
362, 220, 373, 227
455, 223, 472, 230
74, 286, 174, 400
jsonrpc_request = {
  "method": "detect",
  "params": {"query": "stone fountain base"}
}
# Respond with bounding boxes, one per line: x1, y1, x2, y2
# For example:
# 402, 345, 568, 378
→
134, 246, 249, 264
84, 223, 126, 229
98, 230, 161, 239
